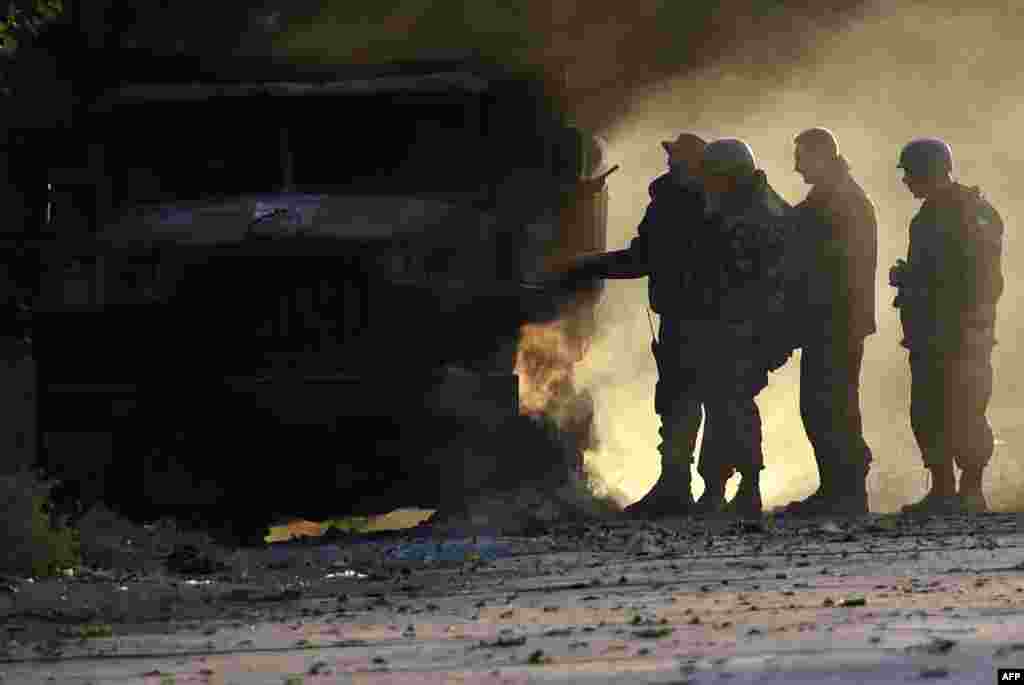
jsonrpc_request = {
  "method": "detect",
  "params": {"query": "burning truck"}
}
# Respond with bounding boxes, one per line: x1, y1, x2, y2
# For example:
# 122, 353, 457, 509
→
8, 54, 610, 541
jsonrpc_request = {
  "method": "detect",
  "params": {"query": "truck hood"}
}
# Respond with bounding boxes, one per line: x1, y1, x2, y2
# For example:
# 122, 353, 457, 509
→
98, 193, 498, 247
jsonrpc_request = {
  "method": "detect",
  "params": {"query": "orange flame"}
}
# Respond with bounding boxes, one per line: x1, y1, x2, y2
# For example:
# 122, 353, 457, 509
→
515, 318, 587, 418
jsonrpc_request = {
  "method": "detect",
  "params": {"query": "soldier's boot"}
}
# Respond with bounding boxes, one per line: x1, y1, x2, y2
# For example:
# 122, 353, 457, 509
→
692, 477, 729, 516
623, 464, 694, 519
958, 466, 989, 514
782, 485, 832, 517
723, 470, 762, 519
785, 468, 869, 517
901, 461, 965, 515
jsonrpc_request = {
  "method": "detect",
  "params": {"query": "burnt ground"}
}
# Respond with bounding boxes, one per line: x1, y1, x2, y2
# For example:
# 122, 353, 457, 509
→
3, 511, 1024, 683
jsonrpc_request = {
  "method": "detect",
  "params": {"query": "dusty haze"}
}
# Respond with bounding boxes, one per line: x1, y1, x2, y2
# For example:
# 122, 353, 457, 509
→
578, 0, 1024, 512
271, 0, 1023, 513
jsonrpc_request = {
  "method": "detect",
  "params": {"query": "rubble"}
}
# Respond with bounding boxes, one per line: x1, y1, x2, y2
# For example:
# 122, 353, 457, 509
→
1, 505, 1023, 681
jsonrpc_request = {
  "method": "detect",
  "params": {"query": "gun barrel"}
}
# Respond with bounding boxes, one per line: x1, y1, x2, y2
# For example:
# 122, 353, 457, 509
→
594, 164, 620, 183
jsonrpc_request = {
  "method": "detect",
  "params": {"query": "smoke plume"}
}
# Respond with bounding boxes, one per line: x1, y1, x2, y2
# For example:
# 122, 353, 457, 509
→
579, 0, 1024, 512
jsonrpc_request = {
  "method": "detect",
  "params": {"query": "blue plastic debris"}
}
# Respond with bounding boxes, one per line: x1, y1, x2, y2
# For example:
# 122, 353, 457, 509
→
383, 538, 514, 563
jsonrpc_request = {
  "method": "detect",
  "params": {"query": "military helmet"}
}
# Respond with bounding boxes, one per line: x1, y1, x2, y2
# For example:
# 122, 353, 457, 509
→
897, 138, 953, 177
702, 138, 757, 176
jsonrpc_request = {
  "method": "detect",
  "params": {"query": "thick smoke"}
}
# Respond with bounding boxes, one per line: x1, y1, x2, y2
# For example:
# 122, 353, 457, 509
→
578, 0, 1024, 512
271, 0, 1023, 511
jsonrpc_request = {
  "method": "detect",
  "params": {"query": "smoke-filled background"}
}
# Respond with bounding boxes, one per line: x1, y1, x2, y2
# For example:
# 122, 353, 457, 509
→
573, 0, 1024, 512
256, 0, 1022, 511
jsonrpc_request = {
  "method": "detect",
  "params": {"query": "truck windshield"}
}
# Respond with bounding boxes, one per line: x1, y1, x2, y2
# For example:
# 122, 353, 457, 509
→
100, 93, 490, 209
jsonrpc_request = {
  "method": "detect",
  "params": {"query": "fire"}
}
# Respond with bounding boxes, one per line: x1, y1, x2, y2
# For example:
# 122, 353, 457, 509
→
514, 298, 600, 478
514, 318, 586, 418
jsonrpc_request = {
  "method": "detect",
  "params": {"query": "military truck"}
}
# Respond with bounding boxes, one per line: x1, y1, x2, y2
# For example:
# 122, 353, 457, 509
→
13, 54, 608, 541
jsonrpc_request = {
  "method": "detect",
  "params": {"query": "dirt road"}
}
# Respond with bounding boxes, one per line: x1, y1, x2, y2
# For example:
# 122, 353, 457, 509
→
3, 513, 1024, 683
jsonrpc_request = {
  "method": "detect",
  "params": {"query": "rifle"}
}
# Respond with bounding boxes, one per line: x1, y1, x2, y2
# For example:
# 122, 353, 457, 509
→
575, 164, 621, 196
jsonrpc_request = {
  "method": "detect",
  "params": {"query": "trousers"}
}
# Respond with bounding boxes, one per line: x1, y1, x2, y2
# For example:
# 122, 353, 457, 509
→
655, 318, 767, 479
908, 345, 994, 471
799, 336, 873, 483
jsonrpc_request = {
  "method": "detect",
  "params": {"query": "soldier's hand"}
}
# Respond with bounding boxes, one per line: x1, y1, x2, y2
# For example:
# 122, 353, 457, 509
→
889, 259, 908, 287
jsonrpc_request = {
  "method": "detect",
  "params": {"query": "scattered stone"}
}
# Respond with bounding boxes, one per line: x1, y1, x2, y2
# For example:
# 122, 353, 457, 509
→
482, 635, 527, 648
906, 638, 957, 655
630, 626, 671, 638
543, 628, 573, 637
919, 667, 950, 679
527, 649, 550, 665
165, 545, 226, 575
994, 643, 1024, 659
308, 661, 332, 676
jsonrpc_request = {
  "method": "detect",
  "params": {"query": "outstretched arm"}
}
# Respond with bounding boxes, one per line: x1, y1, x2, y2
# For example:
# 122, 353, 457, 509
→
573, 248, 649, 280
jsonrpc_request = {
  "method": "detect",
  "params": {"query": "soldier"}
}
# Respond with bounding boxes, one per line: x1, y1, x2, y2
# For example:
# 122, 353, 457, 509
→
689, 139, 792, 517
782, 128, 877, 516
626, 132, 708, 517
554, 132, 708, 517
890, 139, 1004, 514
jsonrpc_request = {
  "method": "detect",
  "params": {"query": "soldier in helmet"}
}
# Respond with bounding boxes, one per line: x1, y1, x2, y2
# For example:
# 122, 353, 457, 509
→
783, 127, 877, 517
687, 138, 793, 518
554, 136, 791, 518
890, 138, 1004, 514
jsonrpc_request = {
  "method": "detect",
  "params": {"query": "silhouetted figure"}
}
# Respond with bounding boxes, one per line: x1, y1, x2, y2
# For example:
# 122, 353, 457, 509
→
891, 138, 1004, 514
624, 133, 709, 517
559, 133, 709, 517
783, 127, 877, 517
688, 138, 792, 519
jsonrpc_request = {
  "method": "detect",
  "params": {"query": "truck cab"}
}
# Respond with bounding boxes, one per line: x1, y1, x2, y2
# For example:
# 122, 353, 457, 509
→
15, 55, 608, 537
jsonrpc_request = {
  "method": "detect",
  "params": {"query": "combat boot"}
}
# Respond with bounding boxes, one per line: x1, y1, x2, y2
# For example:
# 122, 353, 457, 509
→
723, 472, 762, 519
623, 467, 694, 519
902, 463, 963, 515
784, 475, 869, 517
958, 467, 989, 514
900, 491, 966, 515
782, 487, 832, 517
692, 482, 727, 516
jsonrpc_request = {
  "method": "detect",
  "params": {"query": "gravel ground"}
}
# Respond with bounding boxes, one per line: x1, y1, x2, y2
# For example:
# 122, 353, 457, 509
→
2, 512, 1024, 683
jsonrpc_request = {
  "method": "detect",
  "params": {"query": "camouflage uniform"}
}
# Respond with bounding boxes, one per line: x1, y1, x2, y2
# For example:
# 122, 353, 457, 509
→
895, 183, 1003, 476
788, 159, 877, 509
690, 170, 792, 487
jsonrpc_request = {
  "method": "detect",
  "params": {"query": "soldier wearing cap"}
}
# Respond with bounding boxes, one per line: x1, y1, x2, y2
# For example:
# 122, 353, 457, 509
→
559, 133, 709, 517
687, 138, 793, 518
890, 138, 1004, 514
622, 133, 713, 517
782, 128, 877, 516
